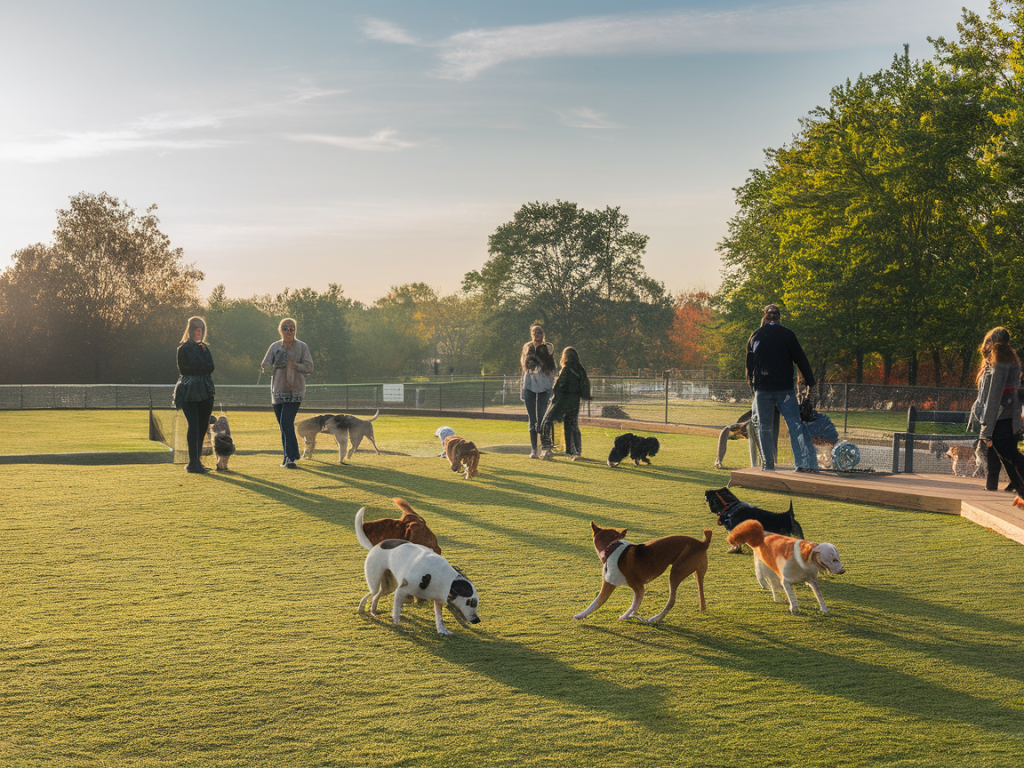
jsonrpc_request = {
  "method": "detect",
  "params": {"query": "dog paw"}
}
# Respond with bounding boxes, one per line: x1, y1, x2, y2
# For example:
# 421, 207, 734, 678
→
437, 626, 453, 636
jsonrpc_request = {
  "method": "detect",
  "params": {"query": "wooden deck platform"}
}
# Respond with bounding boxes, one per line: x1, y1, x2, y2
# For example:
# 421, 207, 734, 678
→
728, 466, 1024, 545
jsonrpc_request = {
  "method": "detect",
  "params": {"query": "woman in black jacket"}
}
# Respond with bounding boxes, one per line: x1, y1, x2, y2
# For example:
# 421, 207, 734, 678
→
174, 316, 216, 473
539, 347, 591, 460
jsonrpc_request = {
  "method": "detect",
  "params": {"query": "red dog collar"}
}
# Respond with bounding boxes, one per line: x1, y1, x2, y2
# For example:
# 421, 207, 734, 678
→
601, 540, 624, 564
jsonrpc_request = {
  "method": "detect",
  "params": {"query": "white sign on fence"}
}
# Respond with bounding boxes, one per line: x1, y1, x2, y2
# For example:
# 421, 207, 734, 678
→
382, 383, 405, 403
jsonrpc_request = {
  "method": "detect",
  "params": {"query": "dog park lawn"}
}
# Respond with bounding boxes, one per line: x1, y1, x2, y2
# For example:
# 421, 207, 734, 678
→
1, 411, 1022, 767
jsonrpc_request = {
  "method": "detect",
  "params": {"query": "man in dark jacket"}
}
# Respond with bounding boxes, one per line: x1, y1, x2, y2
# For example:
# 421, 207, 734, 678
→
745, 304, 818, 472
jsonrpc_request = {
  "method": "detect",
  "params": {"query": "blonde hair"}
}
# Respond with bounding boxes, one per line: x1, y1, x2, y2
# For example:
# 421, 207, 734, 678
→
180, 316, 206, 344
278, 317, 297, 343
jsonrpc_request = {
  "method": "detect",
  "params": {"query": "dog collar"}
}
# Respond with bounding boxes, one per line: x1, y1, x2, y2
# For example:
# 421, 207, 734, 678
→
600, 540, 625, 564
717, 500, 743, 522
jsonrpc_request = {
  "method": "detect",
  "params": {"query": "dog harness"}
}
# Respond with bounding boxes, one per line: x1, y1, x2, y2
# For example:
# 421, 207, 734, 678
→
600, 540, 631, 587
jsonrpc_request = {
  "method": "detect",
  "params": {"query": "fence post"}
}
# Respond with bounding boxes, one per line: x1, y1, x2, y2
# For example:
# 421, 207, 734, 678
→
664, 370, 670, 424
844, 383, 849, 435
482, 380, 486, 413
439, 383, 443, 413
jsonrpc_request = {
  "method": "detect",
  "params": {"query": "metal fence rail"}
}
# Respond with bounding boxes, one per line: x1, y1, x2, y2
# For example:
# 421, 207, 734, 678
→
0, 380, 993, 477
0, 379, 980, 424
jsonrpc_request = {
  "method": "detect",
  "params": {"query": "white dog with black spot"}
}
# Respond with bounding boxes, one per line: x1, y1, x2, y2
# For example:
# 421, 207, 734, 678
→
355, 507, 480, 635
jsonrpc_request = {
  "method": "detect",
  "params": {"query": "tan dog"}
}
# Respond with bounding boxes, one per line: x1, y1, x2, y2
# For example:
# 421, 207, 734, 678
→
573, 521, 711, 624
945, 443, 984, 478
296, 411, 380, 462
443, 435, 480, 479
727, 519, 845, 614
209, 415, 236, 472
358, 498, 441, 555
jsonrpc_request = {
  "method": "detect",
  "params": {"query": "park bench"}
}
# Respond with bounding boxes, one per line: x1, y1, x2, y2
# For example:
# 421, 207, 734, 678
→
893, 406, 974, 473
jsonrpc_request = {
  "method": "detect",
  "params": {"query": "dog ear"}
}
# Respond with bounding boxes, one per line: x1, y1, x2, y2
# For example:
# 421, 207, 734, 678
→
449, 578, 474, 598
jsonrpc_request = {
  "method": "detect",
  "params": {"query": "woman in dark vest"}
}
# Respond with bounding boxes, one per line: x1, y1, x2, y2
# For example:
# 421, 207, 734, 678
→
174, 316, 216, 474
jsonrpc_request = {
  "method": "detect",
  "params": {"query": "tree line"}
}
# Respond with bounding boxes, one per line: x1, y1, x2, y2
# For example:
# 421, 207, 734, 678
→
713, 0, 1024, 386
7, 3, 1019, 388
0, 194, 702, 385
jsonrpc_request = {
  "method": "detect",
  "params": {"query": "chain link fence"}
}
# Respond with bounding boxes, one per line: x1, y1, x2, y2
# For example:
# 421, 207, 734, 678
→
0, 379, 991, 475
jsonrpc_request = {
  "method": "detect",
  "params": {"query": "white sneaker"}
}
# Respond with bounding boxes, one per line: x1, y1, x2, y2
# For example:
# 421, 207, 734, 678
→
529, 450, 538, 459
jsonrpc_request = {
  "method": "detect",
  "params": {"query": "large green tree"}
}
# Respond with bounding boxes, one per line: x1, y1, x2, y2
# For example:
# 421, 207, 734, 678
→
717, 24, 1011, 386
464, 201, 672, 373
0, 192, 203, 383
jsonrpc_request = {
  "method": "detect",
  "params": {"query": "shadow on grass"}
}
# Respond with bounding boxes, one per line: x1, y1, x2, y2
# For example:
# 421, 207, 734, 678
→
296, 464, 603, 554
406, 628, 673, 727
828, 582, 1024, 683
580, 619, 1023, 735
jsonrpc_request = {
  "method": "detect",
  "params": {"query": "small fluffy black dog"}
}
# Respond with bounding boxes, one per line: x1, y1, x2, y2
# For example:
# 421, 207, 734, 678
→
607, 433, 661, 467
703, 487, 804, 553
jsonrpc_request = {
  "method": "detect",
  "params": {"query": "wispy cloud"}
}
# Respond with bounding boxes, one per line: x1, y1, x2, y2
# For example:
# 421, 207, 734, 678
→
557, 107, 621, 130
0, 86, 347, 163
0, 121, 229, 163
359, 17, 420, 45
288, 129, 417, 152
363, 1, 957, 81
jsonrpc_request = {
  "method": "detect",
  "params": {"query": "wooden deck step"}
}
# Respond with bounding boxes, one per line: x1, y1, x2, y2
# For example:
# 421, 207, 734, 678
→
728, 466, 1024, 545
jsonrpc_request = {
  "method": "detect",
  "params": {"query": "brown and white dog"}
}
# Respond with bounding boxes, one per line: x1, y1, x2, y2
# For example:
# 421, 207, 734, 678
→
443, 435, 480, 479
573, 521, 711, 624
727, 519, 845, 614
355, 507, 480, 635
296, 411, 380, 462
945, 441, 985, 478
359, 498, 441, 554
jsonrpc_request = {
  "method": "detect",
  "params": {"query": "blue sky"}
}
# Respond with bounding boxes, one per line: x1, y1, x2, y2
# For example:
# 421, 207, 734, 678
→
0, 0, 989, 304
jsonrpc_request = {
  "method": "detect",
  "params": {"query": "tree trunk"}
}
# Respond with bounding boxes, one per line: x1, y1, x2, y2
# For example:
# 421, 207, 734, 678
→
932, 349, 942, 386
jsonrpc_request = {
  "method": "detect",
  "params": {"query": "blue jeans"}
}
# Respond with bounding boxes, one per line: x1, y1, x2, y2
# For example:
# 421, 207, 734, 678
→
522, 389, 551, 436
753, 389, 817, 470
273, 401, 302, 463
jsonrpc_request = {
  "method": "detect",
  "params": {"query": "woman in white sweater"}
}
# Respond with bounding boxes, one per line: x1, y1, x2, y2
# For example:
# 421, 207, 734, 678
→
260, 318, 314, 469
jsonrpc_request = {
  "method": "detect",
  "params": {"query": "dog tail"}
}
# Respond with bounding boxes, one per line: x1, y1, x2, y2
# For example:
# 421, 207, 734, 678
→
787, 502, 805, 539
367, 410, 380, 422
392, 497, 416, 516
726, 519, 765, 548
700, 528, 713, 548
354, 507, 375, 550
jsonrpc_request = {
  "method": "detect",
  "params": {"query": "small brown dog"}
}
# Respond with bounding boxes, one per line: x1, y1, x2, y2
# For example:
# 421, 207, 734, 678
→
358, 498, 441, 554
573, 521, 711, 624
444, 435, 480, 479
209, 415, 236, 472
945, 442, 984, 478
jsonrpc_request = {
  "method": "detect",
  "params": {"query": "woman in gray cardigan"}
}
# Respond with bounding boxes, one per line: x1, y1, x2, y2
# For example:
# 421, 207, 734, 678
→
260, 318, 314, 469
973, 327, 1024, 507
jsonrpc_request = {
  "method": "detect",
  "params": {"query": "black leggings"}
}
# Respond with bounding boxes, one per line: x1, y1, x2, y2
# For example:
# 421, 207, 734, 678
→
990, 419, 1024, 496
181, 397, 215, 465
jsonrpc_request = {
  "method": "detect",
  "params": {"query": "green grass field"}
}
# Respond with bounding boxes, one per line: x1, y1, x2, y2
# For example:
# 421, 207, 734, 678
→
1, 411, 1022, 767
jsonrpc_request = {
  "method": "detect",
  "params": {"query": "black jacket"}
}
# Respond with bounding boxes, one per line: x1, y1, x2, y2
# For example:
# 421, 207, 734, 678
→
745, 323, 815, 392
